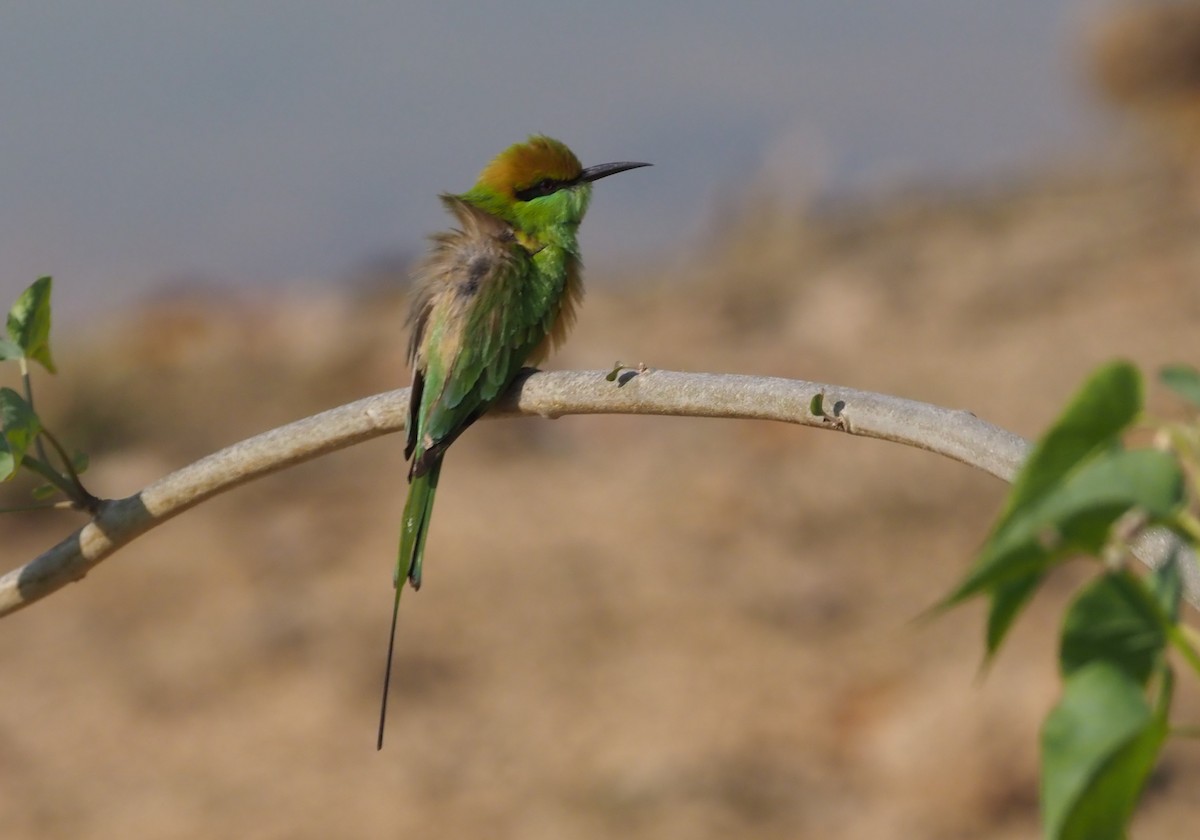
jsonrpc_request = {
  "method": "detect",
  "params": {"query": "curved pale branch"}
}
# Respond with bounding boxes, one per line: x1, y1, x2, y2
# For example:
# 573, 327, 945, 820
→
0, 368, 1195, 617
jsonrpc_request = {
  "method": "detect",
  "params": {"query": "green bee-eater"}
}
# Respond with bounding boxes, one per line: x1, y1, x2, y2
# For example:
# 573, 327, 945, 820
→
378, 136, 649, 748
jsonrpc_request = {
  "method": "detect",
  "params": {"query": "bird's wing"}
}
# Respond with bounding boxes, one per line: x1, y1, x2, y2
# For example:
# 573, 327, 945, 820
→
404, 197, 545, 476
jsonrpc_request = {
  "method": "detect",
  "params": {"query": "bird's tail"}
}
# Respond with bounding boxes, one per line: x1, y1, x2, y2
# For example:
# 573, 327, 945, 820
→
378, 456, 443, 750
398, 456, 442, 592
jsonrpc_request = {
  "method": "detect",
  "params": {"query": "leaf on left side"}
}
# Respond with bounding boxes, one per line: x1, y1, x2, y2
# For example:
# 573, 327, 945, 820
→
6, 276, 56, 373
0, 387, 42, 481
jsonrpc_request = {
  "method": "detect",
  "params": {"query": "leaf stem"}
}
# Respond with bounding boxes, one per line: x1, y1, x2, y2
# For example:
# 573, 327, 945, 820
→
37, 427, 99, 513
1167, 623, 1200, 679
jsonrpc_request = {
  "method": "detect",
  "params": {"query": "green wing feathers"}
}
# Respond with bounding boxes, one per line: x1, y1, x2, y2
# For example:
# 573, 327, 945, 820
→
404, 198, 571, 476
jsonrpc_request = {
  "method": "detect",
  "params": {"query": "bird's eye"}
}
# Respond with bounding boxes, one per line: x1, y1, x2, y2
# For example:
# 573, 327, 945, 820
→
515, 178, 561, 201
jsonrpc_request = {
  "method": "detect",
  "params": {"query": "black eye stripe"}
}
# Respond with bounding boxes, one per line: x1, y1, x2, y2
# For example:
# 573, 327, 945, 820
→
514, 177, 573, 202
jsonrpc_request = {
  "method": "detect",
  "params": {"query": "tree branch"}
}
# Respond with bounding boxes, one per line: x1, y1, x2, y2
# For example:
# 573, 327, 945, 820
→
1, 368, 1196, 617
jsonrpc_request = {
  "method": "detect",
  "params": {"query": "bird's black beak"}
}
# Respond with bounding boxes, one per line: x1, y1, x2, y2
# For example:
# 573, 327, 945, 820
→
579, 161, 652, 183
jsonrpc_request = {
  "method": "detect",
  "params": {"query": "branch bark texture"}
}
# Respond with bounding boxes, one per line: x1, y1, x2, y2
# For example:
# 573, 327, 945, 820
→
1, 368, 1195, 616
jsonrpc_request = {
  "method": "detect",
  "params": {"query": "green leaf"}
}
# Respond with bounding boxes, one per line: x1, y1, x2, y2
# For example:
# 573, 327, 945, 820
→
999, 361, 1142, 531
1060, 571, 1168, 686
1041, 662, 1169, 840
0, 387, 42, 481
985, 572, 1045, 657
71, 450, 89, 475
947, 449, 1184, 605
1160, 363, 1200, 408
30, 483, 57, 501
0, 337, 22, 361
6, 276, 56, 373
941, 363, 1150, 647
1150, 547, 1184, 625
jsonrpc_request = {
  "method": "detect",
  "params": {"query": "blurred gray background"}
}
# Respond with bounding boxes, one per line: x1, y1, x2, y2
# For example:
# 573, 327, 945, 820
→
0, 2, 1105, 314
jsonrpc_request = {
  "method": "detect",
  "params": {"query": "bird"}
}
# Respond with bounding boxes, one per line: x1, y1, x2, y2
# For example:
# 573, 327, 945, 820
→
378, 136, 650, 748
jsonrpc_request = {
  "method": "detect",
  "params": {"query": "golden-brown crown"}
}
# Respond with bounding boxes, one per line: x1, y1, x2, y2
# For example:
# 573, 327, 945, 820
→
474, 136, 583, 198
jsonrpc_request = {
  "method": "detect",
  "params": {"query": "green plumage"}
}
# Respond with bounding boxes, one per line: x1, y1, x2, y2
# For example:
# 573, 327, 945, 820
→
377, 136, 649, 749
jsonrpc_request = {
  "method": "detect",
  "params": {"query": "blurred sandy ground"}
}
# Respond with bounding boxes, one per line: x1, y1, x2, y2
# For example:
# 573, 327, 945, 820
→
1, 151, 1199, 839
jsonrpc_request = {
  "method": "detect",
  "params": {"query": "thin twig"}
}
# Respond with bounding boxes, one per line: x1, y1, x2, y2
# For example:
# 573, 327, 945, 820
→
19, 359, 51, 469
